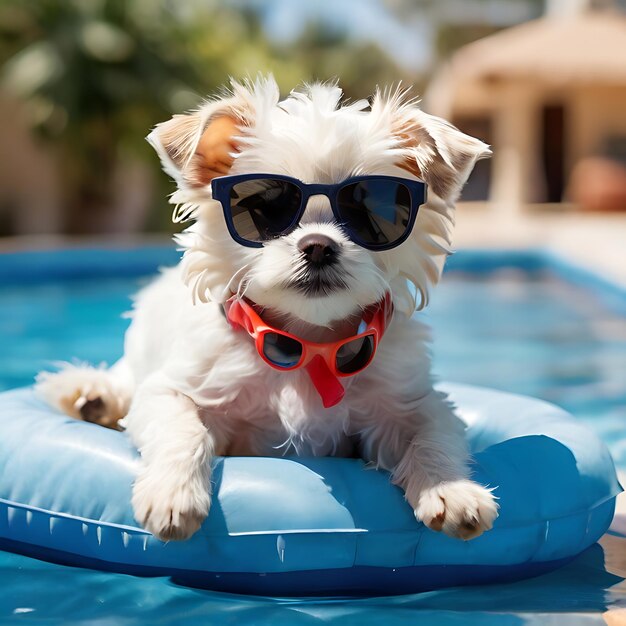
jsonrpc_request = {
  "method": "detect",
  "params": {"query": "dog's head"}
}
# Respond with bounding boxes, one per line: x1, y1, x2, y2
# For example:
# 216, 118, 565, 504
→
148, 76, 489, 329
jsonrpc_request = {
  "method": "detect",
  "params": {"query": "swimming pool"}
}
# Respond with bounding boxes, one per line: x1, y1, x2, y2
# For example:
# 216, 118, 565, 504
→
0, 246, 625, 624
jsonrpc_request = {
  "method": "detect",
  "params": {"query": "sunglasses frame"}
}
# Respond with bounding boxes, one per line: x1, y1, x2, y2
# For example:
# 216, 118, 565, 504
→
211, 173, 427, 251
225, 293, 393, 377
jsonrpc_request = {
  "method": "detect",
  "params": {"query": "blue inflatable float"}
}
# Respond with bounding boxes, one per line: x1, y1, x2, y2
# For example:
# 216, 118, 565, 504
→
0, 383, 621, 596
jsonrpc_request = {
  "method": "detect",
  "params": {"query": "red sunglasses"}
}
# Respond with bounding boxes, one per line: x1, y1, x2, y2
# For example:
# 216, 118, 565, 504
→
224, 293, 393, 408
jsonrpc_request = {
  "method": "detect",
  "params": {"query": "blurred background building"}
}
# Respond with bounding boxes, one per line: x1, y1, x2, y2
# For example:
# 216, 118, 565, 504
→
0, 0, 625, 237
427, 0, 626, 214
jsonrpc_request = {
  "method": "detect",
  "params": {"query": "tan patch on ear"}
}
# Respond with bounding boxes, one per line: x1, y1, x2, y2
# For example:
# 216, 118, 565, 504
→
399, 156, 423, 180
188, 115, 241, 187
394, 125, 466, 199
396, 129, 425, 180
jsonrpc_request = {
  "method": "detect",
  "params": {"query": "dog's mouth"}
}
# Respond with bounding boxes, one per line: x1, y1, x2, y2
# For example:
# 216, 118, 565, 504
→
284, 269, 351, 297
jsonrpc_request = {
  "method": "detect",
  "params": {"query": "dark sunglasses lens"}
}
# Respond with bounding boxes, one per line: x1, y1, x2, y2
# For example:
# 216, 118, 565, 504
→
336, 335, 375, 374
262, 333, 303, 369
336, 179, 415, 248
229, 179, 302, 242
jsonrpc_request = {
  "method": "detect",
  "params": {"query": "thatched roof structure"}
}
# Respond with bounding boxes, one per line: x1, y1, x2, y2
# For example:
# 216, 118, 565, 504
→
432, 10, 626, 91
426, 7, 626, 210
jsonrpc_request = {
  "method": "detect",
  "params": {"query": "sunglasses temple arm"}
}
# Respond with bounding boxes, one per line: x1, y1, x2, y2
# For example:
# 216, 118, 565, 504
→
305, 355, 345, 409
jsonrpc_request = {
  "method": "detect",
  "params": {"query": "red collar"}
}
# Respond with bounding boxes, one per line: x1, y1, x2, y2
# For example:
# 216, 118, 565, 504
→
224, 293, 393, 408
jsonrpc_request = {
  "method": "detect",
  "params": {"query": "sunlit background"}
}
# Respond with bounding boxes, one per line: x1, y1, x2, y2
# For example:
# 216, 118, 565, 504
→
2, 1, 626, 622
1, 0, 625, 238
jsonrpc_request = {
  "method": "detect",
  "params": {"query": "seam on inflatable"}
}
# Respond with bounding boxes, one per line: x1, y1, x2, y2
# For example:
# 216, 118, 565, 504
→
227, 528, 368, 536
0, 498, 149, 535
412, 526, 425, 566
0, 496, 617, 537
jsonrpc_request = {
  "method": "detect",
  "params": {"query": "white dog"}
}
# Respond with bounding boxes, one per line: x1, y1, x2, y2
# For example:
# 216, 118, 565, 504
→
37, 76, 498, 542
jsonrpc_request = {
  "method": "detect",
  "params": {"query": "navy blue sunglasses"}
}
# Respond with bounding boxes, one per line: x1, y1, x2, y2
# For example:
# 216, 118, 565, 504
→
211, 173, 427, 251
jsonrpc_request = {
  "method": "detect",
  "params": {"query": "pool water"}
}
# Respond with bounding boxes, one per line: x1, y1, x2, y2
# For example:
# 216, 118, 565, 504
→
1, 248, 625, 625
428, 269, 626, 471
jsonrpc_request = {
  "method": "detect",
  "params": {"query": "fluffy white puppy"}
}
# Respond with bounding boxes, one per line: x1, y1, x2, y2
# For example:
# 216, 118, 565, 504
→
37, 76, 498, 542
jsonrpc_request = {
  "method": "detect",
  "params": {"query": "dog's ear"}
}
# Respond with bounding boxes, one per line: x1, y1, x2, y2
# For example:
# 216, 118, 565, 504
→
147, 102, 246, 189
389, 105, 491, 202
147, 76, 280, 188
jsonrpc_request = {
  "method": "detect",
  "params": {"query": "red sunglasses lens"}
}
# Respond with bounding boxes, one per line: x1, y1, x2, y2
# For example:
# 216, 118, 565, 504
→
336, 334, 375, 374
262, 332, 303, 369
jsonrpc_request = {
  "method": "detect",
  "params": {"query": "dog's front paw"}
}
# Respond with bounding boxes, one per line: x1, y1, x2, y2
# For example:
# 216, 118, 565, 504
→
36, 365, 128, 429
413, 480, 498, 540
132, 469, 211, 541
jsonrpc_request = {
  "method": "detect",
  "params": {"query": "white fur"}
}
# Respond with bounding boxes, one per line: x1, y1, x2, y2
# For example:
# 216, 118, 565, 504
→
37, 76, 497, 541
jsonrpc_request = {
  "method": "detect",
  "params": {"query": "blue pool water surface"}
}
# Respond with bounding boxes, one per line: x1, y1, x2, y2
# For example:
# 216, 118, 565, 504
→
0, 247, 625, 625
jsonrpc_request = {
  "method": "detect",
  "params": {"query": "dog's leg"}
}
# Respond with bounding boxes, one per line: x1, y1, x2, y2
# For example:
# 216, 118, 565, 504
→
124, 374, 228, 541
393, 393, 499, 540
35, 359, 133, 429
358, 390, 498, 540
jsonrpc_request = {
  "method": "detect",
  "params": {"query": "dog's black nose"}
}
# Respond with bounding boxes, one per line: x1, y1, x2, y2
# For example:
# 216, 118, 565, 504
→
298, 234, 339, 266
